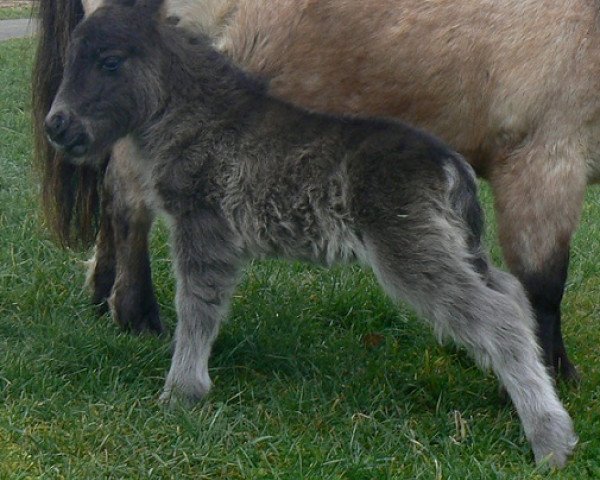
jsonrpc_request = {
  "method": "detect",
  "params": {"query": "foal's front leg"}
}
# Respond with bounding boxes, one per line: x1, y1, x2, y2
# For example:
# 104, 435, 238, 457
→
160, 212, 241, 405
87, 176, 116, 309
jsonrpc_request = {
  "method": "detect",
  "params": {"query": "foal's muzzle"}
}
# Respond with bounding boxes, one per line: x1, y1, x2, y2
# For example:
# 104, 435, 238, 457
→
45, 110, 90, 157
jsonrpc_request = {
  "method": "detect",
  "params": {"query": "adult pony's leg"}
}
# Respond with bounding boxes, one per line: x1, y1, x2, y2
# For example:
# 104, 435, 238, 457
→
88, 140, 163, 334
490, 138, 587, 382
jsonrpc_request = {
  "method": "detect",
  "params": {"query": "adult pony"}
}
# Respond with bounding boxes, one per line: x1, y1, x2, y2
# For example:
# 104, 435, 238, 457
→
32, 0, 600, 381
44, 0, 577, 465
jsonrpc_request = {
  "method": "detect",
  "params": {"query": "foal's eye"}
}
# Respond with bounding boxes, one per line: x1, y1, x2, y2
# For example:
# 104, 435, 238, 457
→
101, 56, 123, 72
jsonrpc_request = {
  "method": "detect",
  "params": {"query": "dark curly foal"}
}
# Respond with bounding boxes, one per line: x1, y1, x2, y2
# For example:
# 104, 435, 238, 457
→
45, 0, 576, 467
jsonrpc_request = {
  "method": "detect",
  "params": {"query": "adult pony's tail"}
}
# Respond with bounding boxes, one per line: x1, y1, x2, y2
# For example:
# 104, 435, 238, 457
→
32, 0, 102, 248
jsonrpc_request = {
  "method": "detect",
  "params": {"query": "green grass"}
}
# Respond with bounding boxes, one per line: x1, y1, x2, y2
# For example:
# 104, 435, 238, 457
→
0, 6, 33, 20
1, 37, 599, 479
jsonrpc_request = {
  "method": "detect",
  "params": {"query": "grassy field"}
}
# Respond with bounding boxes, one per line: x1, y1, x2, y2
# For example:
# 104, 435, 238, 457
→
1, 37, 599, 479
0, 6, 33, 20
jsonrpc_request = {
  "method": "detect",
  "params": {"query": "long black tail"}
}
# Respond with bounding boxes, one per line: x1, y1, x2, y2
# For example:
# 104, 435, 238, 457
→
32, 0, 102, 248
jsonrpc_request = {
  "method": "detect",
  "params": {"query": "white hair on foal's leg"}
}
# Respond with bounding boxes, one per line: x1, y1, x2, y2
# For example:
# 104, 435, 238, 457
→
83, 246, 98, 292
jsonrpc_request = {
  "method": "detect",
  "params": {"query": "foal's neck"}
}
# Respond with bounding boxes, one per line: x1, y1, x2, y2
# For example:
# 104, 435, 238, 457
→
136, 27, 267, 160
160, 25, 266, 113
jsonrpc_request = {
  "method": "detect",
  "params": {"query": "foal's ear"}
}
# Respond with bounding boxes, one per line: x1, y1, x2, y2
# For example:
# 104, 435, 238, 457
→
109, 0, 165, 15
110, 0, 165, 18
136, 0, 166, 18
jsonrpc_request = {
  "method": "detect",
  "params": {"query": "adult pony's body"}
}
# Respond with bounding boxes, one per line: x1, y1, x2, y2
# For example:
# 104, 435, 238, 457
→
33, 0, 600, 380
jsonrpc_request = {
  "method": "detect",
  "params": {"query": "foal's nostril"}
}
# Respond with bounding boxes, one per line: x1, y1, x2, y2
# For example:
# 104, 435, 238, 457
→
44, 109, 90, 157
44, 111, 70, 140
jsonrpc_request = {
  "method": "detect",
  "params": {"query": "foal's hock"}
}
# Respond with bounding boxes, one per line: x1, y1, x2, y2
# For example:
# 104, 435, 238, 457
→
45, 0, 577, 467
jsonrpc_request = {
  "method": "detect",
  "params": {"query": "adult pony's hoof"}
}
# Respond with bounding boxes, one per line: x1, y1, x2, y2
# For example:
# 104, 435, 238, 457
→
545, 349, 581, 385
557, 357, 581, 385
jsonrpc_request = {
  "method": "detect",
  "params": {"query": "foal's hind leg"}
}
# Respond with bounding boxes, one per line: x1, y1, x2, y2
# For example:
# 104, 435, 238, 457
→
489, 139, 587, 382
365, 227, 577, 467
88, 140, 163, 334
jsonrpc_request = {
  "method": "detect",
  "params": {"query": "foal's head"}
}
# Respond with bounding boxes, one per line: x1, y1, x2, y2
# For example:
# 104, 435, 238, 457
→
45, 0, 167, 165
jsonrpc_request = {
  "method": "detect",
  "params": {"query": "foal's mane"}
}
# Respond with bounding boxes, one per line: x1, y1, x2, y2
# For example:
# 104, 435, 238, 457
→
157, 21, 267, 98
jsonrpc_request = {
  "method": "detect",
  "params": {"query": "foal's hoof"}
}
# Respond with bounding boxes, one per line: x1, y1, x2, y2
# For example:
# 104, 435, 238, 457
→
84, 252, 115, 307
159, 381, 210, 408
130, 308, 164, 336
158, 389, 200, 409
108, 291, 165, 335
530, 410, 577, 469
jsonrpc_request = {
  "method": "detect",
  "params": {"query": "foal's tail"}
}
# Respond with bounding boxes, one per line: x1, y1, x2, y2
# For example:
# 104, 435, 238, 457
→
445, 154, 534, 319
444, 155, 488, 273
32, 0, 102, 248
